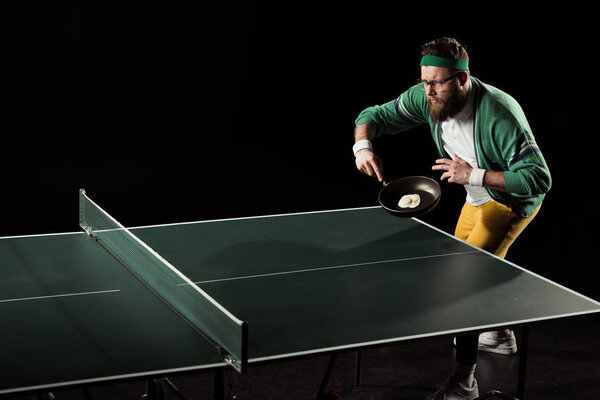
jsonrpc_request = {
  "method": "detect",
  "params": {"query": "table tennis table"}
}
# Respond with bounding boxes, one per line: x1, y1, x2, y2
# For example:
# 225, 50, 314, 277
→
1, 190, 599, 400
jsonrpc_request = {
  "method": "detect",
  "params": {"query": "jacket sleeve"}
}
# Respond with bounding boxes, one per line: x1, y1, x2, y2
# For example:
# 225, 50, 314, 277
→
354, 85, 429, 136
500, 128, 552, 197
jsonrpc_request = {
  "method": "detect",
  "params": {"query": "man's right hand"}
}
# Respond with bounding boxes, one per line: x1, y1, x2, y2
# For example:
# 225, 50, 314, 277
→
355, 149, 383, 182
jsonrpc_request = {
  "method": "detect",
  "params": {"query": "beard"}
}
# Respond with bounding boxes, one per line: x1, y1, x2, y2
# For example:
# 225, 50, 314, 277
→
427, 91, 467, 123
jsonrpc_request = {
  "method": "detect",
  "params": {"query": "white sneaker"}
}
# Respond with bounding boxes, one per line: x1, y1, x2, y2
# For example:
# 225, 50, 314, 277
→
429, 378, 479, 400
477, 330, 518, 355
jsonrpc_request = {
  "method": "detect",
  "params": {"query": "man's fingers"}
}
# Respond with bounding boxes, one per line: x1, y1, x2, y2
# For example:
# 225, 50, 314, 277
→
363, 163, 374, 177
356, 159, 374, 176
431, 164, 449, 171
364, 160, 383, 181
356, 151, 384, 182
372, 159, 383, 182
433, 156, 471, 185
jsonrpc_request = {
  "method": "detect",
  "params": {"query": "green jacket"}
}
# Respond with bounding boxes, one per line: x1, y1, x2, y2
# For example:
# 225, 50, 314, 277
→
355, 76, 552, 217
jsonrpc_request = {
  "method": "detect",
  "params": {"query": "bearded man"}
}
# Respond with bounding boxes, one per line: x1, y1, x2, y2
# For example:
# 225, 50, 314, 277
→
352, 37, 551, 400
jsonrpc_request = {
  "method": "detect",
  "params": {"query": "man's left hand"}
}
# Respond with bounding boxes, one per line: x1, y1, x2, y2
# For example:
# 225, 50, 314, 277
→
432, 154, 472, 185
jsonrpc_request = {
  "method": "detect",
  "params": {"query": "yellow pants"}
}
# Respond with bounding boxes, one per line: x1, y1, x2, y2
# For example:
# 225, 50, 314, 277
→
454, 201, 540, 259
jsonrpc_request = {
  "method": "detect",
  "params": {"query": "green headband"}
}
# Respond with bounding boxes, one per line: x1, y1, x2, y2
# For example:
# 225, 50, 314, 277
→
420, 55, 469, 71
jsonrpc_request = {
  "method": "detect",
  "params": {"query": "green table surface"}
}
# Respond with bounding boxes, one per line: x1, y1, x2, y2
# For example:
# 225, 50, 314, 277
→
2, 207, 599, 395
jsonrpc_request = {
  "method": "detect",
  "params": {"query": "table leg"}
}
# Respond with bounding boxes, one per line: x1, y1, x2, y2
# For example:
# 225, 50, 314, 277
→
316, 353, 338, 398
517, 326, 530, 400
354, 351, 362, 387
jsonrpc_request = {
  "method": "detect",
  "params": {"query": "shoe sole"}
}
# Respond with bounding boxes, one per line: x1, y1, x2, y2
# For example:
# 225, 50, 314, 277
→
477, 344, 518, 355
452, 338, 518, 355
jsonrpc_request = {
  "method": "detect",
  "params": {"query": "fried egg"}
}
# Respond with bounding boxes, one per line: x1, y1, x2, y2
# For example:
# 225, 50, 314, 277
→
398, 194, 420, 209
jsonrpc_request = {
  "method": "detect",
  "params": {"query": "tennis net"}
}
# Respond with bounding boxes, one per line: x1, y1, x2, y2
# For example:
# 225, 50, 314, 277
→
78, 189, 248, 372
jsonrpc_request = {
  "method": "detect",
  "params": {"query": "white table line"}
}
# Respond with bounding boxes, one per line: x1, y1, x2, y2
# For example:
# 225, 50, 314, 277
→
181, 251, 481, 285
0, 289, 121, 303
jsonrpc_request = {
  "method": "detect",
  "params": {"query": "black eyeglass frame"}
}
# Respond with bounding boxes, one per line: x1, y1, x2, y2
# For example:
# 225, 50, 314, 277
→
417, 72, 463, 91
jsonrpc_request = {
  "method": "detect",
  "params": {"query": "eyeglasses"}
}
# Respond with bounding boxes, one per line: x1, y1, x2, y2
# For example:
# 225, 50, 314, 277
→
417, 72, 461, 92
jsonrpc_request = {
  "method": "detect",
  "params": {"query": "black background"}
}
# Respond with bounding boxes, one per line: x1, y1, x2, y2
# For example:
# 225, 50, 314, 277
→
1, 3, 598, 300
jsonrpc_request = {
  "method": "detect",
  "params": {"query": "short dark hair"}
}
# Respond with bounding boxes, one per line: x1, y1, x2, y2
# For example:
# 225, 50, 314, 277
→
420, 37, 469, 61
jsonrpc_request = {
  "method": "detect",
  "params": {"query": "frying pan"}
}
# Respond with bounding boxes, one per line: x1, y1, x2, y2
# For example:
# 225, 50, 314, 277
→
378, 176, 441, 218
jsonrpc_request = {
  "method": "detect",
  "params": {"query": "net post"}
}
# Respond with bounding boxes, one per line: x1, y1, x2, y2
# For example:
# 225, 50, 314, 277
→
241, 321, 248, 373
79, 189, 93, 237
239, 321, 249, 373
222, 320, 248, 373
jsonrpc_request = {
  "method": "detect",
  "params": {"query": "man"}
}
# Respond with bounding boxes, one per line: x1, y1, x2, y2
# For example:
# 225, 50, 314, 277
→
353, 37, 551, 399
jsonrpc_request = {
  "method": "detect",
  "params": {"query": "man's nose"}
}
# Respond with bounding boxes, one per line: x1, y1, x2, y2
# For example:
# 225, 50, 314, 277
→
425, 84, 437, 96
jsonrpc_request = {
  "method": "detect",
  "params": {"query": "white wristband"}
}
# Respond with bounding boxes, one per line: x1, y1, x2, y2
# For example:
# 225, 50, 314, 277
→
469, 168, 486, 187
353, 139, 372, 156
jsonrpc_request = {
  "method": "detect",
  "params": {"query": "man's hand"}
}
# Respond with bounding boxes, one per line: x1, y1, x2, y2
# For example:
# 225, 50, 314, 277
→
432, 154, 472, 185
355, 149, 383, 182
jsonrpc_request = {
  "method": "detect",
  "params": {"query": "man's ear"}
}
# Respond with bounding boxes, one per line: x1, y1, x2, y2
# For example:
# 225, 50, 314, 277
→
459, 71, 470, 86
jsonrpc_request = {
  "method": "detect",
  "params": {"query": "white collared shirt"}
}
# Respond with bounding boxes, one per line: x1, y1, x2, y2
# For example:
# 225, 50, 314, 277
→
440, 85, 492, 206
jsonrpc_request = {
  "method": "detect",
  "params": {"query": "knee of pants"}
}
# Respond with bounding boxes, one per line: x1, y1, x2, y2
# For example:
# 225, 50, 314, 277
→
461, 202, 521, 256
465, 222, 510, 255
454, 203, 476, 241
